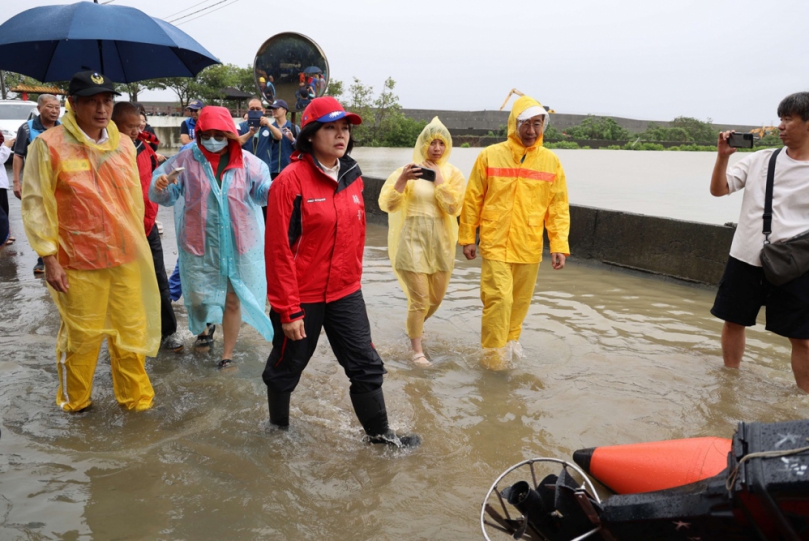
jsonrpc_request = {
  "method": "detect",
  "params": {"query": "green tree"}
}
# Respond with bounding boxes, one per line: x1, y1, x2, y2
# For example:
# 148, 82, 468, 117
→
543, 125, 565, 141
670, 116, 717, 143
326, 79, 344, 99
370, 77, 401, 144
339, 76, 426, 147
640, 123, 692, 142
232, 64, 256, 94
191, 63, 239, 103
382, 116, 427, 147
149, 77, 195, 109
566, 116, 631, 140
345, 77, 375, 145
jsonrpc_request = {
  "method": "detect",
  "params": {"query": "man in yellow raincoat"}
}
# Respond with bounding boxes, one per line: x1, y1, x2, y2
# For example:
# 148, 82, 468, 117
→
459, 96, 570, 369
21, 71, 161, 411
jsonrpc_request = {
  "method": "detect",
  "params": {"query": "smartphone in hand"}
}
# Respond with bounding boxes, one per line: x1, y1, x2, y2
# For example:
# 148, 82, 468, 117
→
247, 110, 262, 129
727, 132, 755, 149
418, 167, 437, 181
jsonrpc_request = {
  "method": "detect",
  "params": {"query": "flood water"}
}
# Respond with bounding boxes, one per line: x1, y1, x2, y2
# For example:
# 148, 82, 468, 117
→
2, 167, 808, 540
352, 147, 747, 226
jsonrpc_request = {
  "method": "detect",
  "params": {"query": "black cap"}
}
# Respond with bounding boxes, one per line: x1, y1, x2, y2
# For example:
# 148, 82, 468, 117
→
269, 99, 289, 111
68, 70, 120, 97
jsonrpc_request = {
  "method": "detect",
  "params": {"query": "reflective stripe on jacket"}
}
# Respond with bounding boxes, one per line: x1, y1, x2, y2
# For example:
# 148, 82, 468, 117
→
459, 96, 570, 264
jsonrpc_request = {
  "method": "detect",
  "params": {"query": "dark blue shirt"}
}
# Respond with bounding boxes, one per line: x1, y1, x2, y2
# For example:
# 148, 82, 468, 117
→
237, 120, 276, 169
269, 119, 298, 175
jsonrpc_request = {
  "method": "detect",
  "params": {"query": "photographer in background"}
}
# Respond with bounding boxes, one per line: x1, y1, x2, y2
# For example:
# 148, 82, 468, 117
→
238, 98, 280, 168
709, 92, 809, 391
237, 98, 282, 220
267, 99, 298, 181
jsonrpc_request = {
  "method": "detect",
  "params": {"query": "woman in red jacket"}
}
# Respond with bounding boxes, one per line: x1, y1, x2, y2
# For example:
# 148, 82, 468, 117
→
263, 97, 419, 448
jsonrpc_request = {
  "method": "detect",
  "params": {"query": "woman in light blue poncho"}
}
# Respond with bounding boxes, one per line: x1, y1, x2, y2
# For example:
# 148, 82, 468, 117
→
151, 106, 273, 368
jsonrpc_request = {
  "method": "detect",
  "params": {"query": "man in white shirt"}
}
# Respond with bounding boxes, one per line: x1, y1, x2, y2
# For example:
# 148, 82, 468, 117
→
709, 92, 809, 391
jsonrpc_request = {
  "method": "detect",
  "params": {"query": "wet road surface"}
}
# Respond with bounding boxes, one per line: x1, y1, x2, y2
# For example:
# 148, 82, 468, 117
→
1, 194, 807, 540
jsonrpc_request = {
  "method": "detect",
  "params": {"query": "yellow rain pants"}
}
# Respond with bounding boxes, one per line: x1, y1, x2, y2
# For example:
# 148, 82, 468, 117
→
379, 117, 466, 339
480, 259, 540, 351
21, 112, 160, 411
399, 270, 451, 338
53, 262, 154, 411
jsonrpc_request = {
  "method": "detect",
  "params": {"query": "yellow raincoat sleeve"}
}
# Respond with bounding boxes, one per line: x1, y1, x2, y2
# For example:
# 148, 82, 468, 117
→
458, 150, 489, 246
546, 158, 571, 255
21, 138, 59, 257
378, 167, 407, 213
434, 164, 465, 217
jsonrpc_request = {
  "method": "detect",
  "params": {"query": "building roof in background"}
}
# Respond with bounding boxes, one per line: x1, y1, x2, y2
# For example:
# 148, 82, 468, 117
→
10, 84, 66, 95
220, 86, 254, 100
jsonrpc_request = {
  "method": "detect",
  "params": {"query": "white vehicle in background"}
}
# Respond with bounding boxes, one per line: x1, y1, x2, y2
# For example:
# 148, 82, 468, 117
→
0, 100, 38, 163
0, 100, 38, 140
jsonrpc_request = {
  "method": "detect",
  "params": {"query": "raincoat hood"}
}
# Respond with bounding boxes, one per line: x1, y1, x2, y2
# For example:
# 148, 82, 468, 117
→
195, 106, 243, 160
507, 95, 549, 152
61, 110, 120, 151
413, 117, 452, 166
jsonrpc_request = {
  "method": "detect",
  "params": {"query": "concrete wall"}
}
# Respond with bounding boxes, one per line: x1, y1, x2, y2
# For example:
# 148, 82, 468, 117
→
401, 108, 758, 136
361, 175, 734, 285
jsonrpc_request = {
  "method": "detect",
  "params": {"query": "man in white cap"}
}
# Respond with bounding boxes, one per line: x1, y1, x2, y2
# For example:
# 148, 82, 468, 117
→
459, 95, 570, 369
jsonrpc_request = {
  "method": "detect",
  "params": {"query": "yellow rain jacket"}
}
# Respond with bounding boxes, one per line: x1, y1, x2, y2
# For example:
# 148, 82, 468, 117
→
379, 117, 466, 278
458, 96, 570, 264
21, 111, 161, 358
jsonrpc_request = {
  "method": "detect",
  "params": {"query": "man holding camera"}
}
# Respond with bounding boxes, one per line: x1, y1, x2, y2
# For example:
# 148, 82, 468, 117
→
238, 98, 280, 172
267, 99, 298, 180
709, 92, 809, 391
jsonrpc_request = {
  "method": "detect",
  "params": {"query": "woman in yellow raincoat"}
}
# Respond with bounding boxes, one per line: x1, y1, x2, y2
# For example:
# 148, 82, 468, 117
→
379, 117, 466, 365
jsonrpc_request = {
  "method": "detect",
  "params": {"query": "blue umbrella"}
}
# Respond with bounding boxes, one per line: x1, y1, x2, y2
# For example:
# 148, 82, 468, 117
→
0, 1, 220, 82
302, 66, 322, 75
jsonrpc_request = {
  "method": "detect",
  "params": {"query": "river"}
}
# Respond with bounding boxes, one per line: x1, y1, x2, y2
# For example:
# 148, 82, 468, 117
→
352, 147, 747, 226
1, 183, 807, 539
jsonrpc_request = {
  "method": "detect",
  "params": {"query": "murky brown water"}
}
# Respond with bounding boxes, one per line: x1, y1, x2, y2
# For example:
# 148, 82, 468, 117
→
2, 191, 808, 540
352, 147, 748, 225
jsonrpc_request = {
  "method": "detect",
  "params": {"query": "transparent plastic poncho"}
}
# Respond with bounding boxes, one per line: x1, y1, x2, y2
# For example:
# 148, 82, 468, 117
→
150, 143, 273, 340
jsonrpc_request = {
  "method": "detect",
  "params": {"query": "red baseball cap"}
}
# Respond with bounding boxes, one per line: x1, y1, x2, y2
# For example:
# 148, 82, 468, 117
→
301, 96, 362, 128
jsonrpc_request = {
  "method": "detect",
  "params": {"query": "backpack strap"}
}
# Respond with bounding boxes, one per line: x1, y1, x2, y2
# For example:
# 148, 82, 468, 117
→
762, 147, 783, 244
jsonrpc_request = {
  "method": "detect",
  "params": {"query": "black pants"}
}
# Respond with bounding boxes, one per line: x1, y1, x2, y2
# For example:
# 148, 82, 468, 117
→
147, 224, 177, 338
261, 172, 282, 222
0, 188, 8, 216
262, 290, 386, 394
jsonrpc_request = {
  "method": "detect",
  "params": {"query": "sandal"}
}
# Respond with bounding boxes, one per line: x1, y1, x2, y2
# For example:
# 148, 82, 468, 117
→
412, 352, 431, 366
194, 323, 216, 349
217, 359, 233, 369
6, 236, 15, 245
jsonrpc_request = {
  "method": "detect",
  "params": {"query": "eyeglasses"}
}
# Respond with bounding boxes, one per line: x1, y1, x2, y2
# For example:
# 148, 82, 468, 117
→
519, 121, 545, 131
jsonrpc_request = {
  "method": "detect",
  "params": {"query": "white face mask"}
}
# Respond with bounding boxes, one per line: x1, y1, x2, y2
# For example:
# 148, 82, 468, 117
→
201, 136, 228, 153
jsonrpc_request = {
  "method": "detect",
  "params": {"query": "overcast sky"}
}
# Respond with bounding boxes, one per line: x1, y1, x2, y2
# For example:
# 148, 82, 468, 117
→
4, 0, 808, 125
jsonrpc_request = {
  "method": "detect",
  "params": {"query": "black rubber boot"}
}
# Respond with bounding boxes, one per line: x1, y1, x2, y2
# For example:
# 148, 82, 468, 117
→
349, 388, 421, 448
267, 388, 290, 428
